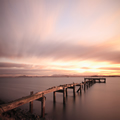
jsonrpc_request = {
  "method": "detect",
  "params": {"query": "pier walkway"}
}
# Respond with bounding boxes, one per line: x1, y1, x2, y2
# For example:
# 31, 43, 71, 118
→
0, 77, 106, 117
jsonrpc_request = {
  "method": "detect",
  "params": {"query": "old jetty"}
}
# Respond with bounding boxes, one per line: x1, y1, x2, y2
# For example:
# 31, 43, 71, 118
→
0, 77, 106, 118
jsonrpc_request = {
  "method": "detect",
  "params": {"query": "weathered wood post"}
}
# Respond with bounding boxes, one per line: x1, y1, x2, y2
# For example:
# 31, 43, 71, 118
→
53, 91, 56, 103
29, 91, 33, 113
80, 85, 82, 93
99, 79, 100, 83
66, 88, 68, 97
84, 82, 86, 91
104, 79, 106, 83
73, 85, 76, 97
87, 83, 88, 89
41, 93, 45, 118
63, 87, 66, 104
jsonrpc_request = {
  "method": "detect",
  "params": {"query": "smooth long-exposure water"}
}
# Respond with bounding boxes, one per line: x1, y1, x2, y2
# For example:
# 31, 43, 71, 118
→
0, 77, 120, 120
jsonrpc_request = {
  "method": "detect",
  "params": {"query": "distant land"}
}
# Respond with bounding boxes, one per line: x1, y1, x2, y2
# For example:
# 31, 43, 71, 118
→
0, 74, 120, 78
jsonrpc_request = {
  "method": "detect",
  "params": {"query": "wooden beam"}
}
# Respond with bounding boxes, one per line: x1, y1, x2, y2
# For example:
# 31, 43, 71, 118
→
56, 90, 64, 92
36, 96, 46, 101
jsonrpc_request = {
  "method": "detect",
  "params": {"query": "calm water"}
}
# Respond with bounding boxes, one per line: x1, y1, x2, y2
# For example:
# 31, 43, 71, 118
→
0, 77, 120, 120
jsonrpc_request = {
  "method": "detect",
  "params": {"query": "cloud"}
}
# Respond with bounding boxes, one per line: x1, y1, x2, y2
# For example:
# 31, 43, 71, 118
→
0, 34, 120, 65
98, 67, 120, 70
0, 0, 120, 76
0, 36, 120, 64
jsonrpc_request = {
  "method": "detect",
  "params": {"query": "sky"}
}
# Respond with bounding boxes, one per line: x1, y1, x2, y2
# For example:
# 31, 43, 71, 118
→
0, 0, 120, 76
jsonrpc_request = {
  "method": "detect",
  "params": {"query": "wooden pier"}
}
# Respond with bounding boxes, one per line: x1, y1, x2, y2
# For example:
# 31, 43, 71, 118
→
0, 77, 106, 118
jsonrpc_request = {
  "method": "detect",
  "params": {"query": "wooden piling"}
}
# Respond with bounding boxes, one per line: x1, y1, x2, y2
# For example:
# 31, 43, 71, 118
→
80, 85, 82, 93
104, 79, 106, 83
41, 93, 45, 118
66, 88, 68, 97
84, 83, 86, 91
73, 85, 76, 97
63, 87, 66, 104
29, 91, 33, 113
87, 84, 88, 89
53, 91, 56, 103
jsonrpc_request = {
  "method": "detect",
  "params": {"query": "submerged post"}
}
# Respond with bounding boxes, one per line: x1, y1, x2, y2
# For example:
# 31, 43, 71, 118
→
41, 93, 45, 118
29, 91, 33, 113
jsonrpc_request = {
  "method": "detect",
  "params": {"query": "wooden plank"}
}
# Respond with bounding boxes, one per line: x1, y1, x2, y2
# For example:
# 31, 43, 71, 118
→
56, 90, 64, 92
36, 96, 46, 101
67, 87, 74, 89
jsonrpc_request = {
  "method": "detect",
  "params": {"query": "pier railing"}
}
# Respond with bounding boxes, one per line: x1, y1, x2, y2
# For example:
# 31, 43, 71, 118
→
0, 77, 106, 117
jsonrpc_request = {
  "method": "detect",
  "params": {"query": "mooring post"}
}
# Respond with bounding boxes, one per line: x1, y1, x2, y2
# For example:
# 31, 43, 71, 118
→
53, 91, 56, 103
41, 93, 45, 118
63, 87, 66, 104
29, 91, 33, 113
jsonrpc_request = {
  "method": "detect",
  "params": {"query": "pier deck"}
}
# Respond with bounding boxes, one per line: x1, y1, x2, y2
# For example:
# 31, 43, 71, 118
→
0, 77, 106, 117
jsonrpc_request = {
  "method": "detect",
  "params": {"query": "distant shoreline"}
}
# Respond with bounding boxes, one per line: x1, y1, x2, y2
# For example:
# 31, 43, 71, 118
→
0, 75, 120, 78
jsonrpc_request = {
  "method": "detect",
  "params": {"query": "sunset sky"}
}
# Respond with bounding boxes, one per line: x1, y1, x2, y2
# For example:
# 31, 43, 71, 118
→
0, 0, 120, 76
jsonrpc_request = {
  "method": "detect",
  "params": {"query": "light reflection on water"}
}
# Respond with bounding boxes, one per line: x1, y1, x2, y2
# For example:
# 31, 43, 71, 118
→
0, 77, 120, 120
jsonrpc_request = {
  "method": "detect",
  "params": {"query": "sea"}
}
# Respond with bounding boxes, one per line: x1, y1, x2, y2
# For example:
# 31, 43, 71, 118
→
0, 77, 120, 120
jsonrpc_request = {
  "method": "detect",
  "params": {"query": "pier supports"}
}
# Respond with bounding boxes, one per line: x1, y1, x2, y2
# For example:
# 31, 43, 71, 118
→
29, 91, 46, 117
77, 84, 82, 93
53, 87, 66, 104
84, 78, 106, 83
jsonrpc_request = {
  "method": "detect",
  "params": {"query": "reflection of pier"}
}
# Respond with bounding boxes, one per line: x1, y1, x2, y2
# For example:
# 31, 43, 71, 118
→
0, 77, 106, 118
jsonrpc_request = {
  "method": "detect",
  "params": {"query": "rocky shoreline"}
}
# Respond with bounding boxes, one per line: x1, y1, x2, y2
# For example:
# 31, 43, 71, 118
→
0, 100, 46, 120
